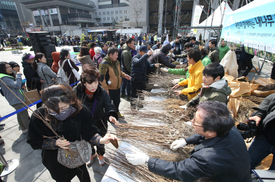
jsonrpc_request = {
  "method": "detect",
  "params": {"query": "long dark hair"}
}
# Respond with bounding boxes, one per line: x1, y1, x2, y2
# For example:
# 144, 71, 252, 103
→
79, 46, 90, 57
0, 61, 15, 78
32, 52, 44, 71
41, 84, 82, 124
60, 49, 69, 60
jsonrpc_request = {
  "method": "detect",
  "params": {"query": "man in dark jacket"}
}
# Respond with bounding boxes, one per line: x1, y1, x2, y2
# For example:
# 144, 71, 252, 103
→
191, 37, 201, 49
131, 45, 156, 108
121, 38, 135, 100
247, 93, 275, 170
148, 43, 179, 72
208, 39, 220, 63
126, 101, 251, 182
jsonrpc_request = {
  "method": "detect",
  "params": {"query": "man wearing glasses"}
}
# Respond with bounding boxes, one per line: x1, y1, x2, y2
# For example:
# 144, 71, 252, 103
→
126, 101, 251, 182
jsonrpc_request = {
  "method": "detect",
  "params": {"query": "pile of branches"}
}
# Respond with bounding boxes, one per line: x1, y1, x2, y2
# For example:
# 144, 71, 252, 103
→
106, 149, 181, 182
147, 73, 184, 89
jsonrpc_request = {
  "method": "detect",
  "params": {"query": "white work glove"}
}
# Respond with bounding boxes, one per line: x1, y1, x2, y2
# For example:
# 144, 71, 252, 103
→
179, 105, 187, 110
125, 152, 149, 165
170, 139, 187, 150
160, 67, 169, 72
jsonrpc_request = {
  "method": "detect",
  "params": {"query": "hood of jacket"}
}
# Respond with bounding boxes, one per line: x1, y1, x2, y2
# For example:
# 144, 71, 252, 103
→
51, 52, 60, 63
160, 43, 172, 55
206, 78, 231, 96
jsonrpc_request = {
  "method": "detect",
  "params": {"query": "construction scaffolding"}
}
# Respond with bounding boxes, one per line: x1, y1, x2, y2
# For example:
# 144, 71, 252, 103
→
156, 0, 253, 40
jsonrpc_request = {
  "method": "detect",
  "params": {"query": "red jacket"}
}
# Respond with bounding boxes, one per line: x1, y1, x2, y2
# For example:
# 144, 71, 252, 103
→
89, 48, 95, 59
51, 52, 60, 73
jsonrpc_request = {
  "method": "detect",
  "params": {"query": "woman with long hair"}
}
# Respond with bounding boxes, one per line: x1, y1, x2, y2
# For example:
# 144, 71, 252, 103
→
27, 84, 117, 182
59, 49, 79, 85
33, 53, 56, 89
73, 65, 118, 166
0, 62, 29, 133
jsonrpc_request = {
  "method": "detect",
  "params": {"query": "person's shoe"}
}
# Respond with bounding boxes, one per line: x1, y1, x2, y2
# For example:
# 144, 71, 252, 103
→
86, 154, 97, 167
117, 112, 124, 119
121, 94, 127, 98
98, 155, 105, 166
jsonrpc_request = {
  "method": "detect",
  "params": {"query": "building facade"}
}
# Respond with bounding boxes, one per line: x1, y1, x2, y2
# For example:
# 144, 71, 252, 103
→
0, 0, 22, 35
19, 0, 97, 35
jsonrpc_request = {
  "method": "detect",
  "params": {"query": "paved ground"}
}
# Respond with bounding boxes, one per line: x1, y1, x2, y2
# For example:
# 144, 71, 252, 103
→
0, 46, 273, 181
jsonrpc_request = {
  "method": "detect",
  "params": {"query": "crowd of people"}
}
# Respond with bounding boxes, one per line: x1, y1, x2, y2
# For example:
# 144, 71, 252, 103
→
0, 32, 274, 182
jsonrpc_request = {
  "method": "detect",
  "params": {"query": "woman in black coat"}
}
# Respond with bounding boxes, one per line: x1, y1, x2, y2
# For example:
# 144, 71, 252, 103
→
73, 66, 118, 166
27, 84, 117, 182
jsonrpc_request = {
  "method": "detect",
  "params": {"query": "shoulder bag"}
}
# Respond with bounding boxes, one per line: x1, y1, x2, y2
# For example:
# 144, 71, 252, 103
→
43, 118, 91, 169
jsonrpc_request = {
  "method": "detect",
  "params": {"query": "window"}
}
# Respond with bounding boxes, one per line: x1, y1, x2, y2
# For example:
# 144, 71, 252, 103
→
119, 10, 122, 14
103, 17, 106, 21
120, 16, 123, 20
99, 12, 101, 15
111, 17, 114, 20
103, 12, 105, 15
115, 17, 118, 20
107, 17, 110, 20
107, 11, 109, 15
124, 10, 127, 14
115, 11, 118, 14
111, 11, 114, 14
95, 12, 97, 15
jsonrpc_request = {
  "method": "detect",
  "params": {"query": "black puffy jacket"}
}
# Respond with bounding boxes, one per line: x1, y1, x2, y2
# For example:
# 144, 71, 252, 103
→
148, 127, 251, 182
73, 83, 117, 133
131, 53, 155, 83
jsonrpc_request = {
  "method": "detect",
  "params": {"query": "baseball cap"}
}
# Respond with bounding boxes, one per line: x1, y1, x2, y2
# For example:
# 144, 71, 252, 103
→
22, 53, 35, 61
139, 45, 148, 53
9, 61, 20, 68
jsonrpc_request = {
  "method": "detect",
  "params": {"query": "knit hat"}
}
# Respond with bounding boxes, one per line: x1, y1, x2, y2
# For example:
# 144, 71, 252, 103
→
9, 61, 20, 68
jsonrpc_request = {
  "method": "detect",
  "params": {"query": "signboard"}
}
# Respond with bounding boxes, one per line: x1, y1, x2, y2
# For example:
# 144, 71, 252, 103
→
50, 8, 57, 15
33, 10, 40, 16
221, 14, 275, 54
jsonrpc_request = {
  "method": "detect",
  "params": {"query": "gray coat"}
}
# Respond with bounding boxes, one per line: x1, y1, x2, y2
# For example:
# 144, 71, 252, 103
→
0, 73, 24, 106
36, 62, 56, 89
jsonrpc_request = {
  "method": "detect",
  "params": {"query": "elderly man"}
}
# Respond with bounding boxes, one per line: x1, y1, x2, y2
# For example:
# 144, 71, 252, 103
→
126, 101, 251, 182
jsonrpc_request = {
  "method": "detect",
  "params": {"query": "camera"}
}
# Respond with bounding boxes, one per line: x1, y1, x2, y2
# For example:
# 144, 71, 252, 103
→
237, 120, 259, 139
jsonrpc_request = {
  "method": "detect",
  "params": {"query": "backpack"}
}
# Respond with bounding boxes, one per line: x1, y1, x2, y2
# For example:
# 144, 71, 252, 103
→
56, 60, 69, 84
94, 55, 102, 68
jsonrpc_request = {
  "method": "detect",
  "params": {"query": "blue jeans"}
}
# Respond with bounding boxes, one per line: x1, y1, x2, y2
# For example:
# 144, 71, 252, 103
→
248, 135, 275, 170
121, 78, 131, 97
